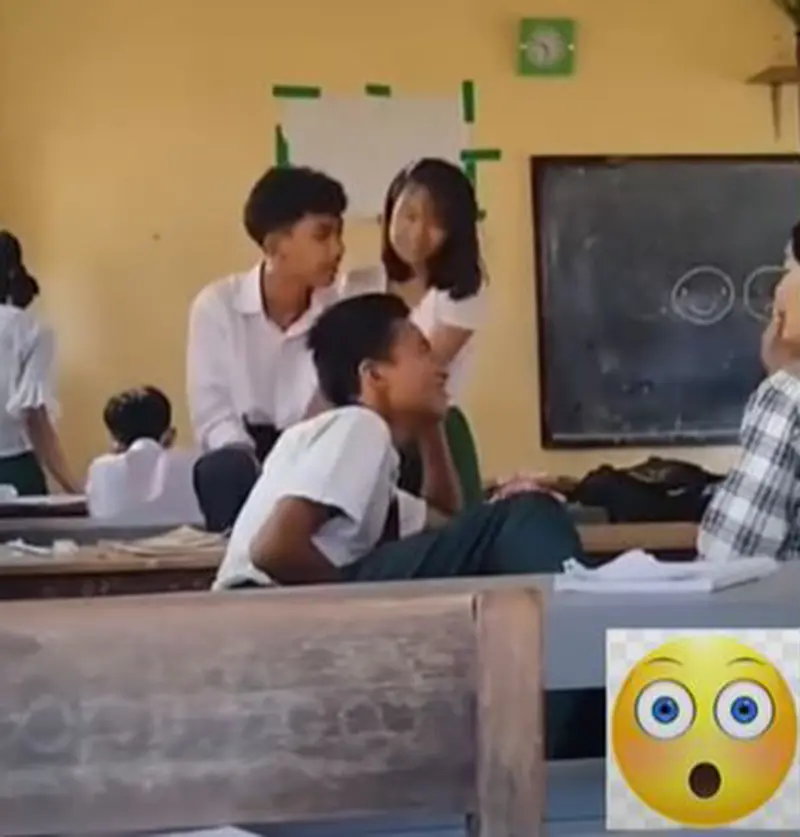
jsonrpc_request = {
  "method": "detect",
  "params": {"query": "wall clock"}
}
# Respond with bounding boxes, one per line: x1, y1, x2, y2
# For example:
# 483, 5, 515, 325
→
518, 18, 576, 77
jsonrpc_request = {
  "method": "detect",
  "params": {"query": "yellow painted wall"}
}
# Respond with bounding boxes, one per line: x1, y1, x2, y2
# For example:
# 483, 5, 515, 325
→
0, 0, 795, 480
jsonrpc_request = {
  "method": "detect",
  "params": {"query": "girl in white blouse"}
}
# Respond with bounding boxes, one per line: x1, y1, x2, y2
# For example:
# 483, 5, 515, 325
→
0, 232, 79, 495
346, 158, 486, 399
343, 159, 487, 494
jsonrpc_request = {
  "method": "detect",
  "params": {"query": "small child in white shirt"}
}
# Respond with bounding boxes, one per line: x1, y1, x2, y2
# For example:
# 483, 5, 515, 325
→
86, 386, 202, 524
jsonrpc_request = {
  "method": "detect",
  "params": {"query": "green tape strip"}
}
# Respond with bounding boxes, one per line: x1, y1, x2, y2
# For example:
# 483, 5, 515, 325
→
365, 84, 392, 97
461, 80, 476, 123
460, 148, 502, 162
463, 159, 477, 187
275, 125, 290, 167
272, 85, 321, 99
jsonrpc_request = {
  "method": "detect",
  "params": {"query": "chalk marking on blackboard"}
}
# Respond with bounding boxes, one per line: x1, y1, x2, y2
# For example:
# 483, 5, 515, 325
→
743, 265, 783, 323
670, 266, 735, 326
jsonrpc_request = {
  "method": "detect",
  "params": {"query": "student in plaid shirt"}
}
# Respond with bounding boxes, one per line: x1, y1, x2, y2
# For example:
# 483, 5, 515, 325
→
698, 225, 800, 562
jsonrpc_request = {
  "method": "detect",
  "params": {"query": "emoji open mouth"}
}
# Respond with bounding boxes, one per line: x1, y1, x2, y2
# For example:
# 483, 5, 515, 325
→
688, 762, 722, 799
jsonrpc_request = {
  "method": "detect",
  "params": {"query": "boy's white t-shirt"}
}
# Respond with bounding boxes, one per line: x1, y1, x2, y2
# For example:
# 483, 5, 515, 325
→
212, 406, 427, 589
86, 438, 202, 524
340, 267, 486, 400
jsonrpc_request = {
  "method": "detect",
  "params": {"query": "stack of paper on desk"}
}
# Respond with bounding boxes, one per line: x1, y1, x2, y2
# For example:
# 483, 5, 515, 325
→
0, 538, 80, 563
554, 550, 779, 593
100, 525, 226, 556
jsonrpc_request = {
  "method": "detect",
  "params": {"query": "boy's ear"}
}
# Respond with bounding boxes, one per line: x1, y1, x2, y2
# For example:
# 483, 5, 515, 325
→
262, 230, 284, 258
358, 358, 388, 388
160, 427, 176, 448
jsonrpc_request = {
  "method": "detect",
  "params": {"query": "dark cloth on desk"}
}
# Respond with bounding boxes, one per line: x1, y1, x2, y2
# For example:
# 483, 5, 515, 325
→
343, 491, 583, 581
0, 450, 47, 496
570, 457, 722, 523
193, 421, 281, 533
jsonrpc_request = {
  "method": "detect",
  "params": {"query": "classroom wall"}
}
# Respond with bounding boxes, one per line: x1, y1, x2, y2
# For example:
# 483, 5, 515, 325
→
0, 0, 795, 480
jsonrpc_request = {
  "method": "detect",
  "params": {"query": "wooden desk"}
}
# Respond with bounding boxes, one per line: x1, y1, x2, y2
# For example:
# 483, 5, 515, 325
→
579, 521, 697, 559
0, 522, 698, 600
0, 586, 544, 837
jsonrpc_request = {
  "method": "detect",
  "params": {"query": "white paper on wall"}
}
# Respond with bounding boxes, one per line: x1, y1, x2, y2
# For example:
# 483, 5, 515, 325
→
281, 96, 469, 219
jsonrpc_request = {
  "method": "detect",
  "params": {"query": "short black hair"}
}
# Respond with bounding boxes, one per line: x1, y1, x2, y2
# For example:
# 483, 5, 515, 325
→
307, 293, 410, 407
103, 386, 172, 448
381, 158, 483, 301
0, 230, 40, 309
792, 222, 800, 263
243, 166, 348, 246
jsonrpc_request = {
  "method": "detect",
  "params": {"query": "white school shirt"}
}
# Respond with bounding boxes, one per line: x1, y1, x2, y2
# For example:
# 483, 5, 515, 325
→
340, 266, 486, 400
186, 264, 339, 451
86, 439, 203, 525
212, 406, 427, 589
0, 304, 58, 458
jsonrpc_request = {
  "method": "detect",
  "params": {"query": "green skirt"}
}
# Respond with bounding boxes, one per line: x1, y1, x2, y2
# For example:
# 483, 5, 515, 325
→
0, 450, 48, 496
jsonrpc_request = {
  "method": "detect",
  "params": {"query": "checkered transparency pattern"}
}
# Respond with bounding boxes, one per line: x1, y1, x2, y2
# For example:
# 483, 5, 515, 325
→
606, 628, 800, 831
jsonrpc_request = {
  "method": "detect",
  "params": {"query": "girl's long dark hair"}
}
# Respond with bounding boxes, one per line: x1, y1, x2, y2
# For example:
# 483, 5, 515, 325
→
0, 231, 39, 309
381, 158, 483, 301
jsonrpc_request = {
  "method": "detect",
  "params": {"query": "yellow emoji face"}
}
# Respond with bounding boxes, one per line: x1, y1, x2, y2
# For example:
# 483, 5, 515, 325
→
611, 635, 798, 827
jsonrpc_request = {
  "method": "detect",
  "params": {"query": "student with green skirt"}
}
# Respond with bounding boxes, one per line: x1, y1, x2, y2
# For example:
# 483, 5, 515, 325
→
0, 232, 79, 496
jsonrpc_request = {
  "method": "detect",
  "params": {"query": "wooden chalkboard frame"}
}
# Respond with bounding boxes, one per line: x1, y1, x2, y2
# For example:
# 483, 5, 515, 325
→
531, 153, 800, 450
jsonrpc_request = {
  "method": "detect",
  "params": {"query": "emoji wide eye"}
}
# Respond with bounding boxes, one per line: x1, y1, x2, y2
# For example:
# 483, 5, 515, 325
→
714, 680, 774, 739
635, 680, 695, 739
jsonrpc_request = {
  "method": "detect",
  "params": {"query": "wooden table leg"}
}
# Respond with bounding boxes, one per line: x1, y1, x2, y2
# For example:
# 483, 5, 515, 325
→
473, 589, 544, 837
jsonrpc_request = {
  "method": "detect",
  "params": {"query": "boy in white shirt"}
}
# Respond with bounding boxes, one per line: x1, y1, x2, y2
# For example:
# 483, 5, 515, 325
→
187, 166, 346, 532
87, 387, 201, 524
213, 294, 583, 589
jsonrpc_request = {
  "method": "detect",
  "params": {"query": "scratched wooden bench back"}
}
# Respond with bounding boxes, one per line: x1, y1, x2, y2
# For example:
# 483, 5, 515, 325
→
0, 587, 543, 837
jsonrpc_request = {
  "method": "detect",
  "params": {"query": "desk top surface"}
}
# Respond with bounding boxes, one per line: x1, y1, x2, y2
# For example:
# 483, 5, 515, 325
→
1, 558, 795, 691
0, 521, 699, 576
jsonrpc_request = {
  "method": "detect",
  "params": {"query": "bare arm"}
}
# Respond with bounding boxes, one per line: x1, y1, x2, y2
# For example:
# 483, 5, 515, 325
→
23, 407, 81, 494
249, 496, 341, 584
428, 323, 474, 368
418, 422, 462, 518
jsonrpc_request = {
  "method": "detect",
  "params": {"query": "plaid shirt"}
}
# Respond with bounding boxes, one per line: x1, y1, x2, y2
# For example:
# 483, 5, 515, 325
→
698, 368, 800, 562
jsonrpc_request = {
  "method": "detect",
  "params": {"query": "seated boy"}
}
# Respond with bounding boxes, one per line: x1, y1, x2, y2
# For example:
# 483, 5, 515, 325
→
87, 387, 202, 524
213, 294, 584, 589
697, 254, 800, 562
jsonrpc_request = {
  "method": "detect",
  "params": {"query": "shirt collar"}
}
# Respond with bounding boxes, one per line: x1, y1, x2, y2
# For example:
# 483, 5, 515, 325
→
233, 263, 340, 335
233, 264, 265, 315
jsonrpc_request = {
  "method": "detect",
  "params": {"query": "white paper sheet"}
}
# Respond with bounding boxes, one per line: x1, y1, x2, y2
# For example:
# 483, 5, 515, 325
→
282, 96, 469, 219
554, 555, 778, 594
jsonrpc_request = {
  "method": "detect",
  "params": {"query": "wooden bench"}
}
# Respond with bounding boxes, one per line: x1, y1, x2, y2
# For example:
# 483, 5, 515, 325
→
0, 586, 543, 836
0, 522, 699, 600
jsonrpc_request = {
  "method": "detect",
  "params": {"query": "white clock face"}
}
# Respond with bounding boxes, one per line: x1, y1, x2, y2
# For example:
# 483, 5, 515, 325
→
525, 28, 566, 68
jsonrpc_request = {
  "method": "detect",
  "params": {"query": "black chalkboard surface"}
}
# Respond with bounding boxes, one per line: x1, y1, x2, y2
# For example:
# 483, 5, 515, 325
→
532, 155, 800, 449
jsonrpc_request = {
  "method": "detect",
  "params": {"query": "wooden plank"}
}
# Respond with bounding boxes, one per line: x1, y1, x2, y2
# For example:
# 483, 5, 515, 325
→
0, 523, 698, 578
0, 587, 544, 836
473, 589, 543, 837
578, 521, 696, 556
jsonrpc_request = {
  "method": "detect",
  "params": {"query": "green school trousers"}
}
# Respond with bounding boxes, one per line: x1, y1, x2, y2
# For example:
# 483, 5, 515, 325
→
0, 450, 47, 496
343, 491, 583, 581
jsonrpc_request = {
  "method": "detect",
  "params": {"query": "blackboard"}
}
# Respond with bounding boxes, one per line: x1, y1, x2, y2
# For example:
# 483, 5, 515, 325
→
532, 155, 800, 448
